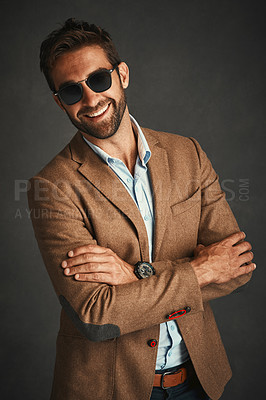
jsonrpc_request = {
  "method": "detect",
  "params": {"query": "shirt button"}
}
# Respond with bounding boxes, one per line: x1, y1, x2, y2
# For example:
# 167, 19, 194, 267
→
171, 325, 175, 331
168, 351, 172, 357
144, 215, 149, 221
127, 178, 131, 183
147, 339, 157, 347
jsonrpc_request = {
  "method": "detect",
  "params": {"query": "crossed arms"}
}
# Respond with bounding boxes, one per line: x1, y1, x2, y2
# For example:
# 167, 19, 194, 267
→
27, 139, 255, 341
60, 231, 255, 288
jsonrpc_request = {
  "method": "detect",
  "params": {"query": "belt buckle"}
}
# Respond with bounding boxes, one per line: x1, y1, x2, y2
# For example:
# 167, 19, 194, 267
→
161, 369, 183, 390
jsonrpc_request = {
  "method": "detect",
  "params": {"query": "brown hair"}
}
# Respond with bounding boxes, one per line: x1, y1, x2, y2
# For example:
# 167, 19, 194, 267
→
40, 18, 122, 91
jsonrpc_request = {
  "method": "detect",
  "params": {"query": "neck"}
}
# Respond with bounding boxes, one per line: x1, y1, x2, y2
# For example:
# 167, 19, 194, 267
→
82, 108, 138, 175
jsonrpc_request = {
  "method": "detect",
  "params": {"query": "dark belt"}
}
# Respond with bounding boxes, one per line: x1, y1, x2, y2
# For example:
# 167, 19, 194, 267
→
153, 361, 191, 389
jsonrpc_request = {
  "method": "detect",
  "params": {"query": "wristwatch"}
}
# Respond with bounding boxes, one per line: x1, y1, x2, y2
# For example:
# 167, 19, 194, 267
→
134, 261, 155, 279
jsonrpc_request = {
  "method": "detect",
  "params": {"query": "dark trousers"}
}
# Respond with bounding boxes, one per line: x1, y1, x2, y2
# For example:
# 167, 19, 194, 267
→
150, 362, 210, 400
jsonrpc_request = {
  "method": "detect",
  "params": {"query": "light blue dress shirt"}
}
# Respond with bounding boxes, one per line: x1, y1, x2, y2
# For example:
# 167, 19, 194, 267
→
83, 114, 189, 370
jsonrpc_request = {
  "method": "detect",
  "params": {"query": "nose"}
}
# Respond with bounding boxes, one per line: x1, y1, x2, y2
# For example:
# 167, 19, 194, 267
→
80, 82, 102, 107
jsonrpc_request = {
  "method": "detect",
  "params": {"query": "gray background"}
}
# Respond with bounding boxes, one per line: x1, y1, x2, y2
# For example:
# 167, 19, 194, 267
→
1, 0, 265, 399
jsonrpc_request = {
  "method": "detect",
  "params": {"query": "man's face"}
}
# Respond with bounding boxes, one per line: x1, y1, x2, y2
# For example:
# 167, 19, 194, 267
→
51, 45, 129, 140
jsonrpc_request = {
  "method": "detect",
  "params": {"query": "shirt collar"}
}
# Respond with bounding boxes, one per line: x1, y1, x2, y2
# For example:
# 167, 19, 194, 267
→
130, 115, 151, 166
82, 114, 151, 166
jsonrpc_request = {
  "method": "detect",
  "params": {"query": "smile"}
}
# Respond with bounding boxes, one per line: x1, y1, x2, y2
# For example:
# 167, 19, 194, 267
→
86, 103, 110, 118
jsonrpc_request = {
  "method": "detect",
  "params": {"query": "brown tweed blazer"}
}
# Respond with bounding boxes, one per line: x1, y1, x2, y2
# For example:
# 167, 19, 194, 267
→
28, 127, 251, 400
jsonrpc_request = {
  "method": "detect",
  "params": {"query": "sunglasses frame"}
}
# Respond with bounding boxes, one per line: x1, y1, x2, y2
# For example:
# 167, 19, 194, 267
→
54, 64, 118, 105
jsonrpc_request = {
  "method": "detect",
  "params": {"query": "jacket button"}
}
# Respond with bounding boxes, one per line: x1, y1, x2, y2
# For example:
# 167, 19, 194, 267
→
185, 306, 191, 313
148, 339, 157, 347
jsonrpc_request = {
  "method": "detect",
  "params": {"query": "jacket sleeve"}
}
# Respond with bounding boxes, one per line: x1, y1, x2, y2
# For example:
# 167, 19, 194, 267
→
28, 176, 203, 342
189, 137, 253, 303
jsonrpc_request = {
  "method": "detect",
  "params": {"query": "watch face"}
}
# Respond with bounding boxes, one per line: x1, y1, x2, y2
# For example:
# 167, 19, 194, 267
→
138, 263, 153, 278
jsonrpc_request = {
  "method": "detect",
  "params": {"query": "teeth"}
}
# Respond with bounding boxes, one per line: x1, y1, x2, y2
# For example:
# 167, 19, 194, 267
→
87, 104, 109, 118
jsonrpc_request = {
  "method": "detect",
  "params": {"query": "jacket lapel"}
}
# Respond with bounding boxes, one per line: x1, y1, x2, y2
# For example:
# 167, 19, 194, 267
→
69, 132, 149, 257
69, 128, 171, 262
143, 128, 171, 261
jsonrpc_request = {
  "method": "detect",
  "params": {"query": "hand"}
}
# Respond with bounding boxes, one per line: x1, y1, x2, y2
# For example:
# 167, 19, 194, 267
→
61, 244, 138, 285
190, 231, 256, 288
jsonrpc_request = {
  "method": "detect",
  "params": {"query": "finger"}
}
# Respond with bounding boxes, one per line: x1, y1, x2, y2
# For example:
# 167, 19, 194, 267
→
63, 261, 112, 276
233, 241, 252, 255
238, 251, 254, 265
68, 244, 109, 257
236, 262, 256, 277
62, 253, 111, 268
221, 231, 246, 246
74, 272, 116, 285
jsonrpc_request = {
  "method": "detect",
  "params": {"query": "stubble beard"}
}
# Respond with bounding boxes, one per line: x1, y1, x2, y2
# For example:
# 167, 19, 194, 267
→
65, 88, 127, 140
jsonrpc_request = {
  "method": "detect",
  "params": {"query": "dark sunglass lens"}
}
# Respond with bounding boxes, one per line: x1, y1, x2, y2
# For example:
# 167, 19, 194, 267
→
60, 84, 82, 105
88, 71, 111, 93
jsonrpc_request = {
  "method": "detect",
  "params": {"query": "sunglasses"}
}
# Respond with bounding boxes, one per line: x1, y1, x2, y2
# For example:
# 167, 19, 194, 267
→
54, 64, 118, 105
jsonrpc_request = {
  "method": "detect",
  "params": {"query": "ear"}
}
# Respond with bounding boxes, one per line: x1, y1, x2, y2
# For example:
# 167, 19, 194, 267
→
53, 94, 66, 112
117, 62, 129, 89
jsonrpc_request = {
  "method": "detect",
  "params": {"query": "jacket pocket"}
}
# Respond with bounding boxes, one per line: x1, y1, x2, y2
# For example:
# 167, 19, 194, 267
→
171, 187, 201, 216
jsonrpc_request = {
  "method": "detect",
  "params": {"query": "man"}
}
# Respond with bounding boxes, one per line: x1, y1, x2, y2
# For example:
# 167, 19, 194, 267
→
28, 18, 255, 400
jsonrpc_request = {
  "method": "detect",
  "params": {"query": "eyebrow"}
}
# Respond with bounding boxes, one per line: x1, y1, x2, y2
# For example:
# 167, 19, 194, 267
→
58, 66, 112, 90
